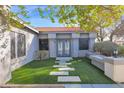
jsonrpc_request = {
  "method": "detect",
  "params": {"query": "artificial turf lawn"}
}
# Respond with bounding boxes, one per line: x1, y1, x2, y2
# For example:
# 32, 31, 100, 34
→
8, 58, 115, 84
69, 58, 115, 84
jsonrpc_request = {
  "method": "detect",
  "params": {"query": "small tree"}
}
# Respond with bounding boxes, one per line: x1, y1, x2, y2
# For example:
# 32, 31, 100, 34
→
108, 19, 124, 42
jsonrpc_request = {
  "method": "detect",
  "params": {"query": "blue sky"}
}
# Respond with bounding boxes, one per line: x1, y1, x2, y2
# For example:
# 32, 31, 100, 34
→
11, 5, 64, 27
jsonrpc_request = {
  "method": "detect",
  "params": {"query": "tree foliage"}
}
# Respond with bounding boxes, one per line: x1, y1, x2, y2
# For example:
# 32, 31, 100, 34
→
37, 6, 124, 32
0, 5, 30, 30
35, 5, 124, 42
1, 5, 124, 39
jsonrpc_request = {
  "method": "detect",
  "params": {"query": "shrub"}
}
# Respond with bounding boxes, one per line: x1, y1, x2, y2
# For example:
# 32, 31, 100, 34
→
94, 41, 118, 56
118, 45, 124, 56
94, 42, 102, 53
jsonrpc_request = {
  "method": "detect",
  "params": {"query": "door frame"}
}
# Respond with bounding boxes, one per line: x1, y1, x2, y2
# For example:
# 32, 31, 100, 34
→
56, 39, 71, 57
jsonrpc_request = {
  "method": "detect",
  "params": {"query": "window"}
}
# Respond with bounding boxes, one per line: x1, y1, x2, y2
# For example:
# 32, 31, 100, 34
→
10, 32, 16, 59
79, 38, 89, 50
10, 32, 26, 59
39, 39, 49, 50
17, 33, 26, 57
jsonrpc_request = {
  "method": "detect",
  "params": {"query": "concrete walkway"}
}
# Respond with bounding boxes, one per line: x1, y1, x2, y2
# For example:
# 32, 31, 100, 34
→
0, 84, 64, 88
1, 84, 124, 88
49, 58, 82, 83
64, 84, 124, 88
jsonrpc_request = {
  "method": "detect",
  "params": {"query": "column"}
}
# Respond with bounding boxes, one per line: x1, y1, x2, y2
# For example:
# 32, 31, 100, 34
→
48, 33, 56, 57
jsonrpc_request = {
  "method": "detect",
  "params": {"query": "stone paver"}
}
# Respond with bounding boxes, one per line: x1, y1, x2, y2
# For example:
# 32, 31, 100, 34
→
58, 76, 81, 82
55, 61, 60, 63
50, 71, 69, 75
58, 62, 66, 65
56, 57, 72, 60
65, 63, 72, 65
59, 62, 72, 65
59, 67, 75, 71
53, 65, 68, 68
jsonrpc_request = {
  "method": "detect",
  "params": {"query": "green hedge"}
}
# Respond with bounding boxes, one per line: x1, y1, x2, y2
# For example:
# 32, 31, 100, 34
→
94, 41, 118, 56
118, 45, 124, 56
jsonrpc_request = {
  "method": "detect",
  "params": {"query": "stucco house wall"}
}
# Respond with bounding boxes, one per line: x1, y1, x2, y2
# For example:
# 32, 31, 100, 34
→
0, 12, 39, 84
10, 26, 39, 71
0, 13, 11, 84
39, 32, 96, 58
0, 31, 11, 84
71, 33, 79, 57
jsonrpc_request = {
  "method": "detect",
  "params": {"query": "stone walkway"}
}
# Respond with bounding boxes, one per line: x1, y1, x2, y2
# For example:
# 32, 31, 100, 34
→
2, 84, 124, 88
49, 58, 81, 83
64, 84, 124, 88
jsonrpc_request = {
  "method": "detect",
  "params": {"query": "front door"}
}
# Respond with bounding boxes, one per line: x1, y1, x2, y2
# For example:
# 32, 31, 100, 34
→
57, 39, 70, 57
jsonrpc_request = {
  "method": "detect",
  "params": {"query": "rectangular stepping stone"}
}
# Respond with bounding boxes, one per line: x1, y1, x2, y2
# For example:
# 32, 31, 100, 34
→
58, 76, 81, 82
57, 61, 66, 63
55, 61, 61, 63
50, 71, 69, 75
59, 67, 75, 71
53, 65, 68, 68
65, 63, 72, 65
59, 62, 72, 65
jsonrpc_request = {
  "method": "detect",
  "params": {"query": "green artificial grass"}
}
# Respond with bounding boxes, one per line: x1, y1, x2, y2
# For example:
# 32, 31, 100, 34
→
8, 58, 115, 84
69, 58, 115, 84
8, 58, 58, 84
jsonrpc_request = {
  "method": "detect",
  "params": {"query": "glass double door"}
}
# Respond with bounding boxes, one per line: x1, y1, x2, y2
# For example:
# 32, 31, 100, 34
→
57, 39, 70, 57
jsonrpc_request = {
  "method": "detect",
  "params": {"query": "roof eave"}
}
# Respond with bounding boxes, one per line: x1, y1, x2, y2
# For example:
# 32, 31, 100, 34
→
12, 17, 39, 34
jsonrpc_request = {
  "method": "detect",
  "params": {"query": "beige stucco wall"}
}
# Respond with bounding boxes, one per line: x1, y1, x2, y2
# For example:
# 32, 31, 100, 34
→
10, 26, 39, 71
0, 13, 11, 84
56, 33, 71, 39
0, 31, 11, 84
89, 55, 124, 82
0, 6, 39, 84
104, 58, 124, 82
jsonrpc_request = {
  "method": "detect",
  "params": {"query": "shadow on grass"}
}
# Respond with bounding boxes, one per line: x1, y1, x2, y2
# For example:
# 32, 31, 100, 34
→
8, 58, 58, 84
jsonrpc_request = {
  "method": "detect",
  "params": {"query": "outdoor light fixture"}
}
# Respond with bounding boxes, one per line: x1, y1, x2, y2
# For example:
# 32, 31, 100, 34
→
113, 48, 118, 58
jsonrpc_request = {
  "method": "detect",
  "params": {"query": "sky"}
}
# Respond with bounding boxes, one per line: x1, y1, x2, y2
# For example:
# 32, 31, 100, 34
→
11, 5, 64, 27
